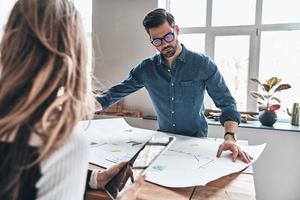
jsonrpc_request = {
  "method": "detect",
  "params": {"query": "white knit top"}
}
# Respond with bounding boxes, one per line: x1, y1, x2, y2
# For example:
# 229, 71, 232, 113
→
35, 131, 89, 200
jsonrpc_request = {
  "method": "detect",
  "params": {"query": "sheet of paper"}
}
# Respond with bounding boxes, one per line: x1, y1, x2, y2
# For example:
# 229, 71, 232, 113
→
145, 133, 266, 188
75, 118, 154, 168
76, 118, 265, 187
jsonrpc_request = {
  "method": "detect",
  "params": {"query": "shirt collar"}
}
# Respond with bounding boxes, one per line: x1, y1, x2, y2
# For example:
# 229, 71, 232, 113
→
177, 44, 187, 63
155, 44, 187, 66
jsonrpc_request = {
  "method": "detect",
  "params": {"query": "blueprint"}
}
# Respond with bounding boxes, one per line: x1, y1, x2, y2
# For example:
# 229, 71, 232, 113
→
144, 133, 266, 187
75, 118, 154, 168
76, 118, 265, 187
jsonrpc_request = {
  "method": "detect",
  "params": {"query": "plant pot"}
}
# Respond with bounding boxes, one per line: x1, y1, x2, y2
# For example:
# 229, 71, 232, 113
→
259, 111, 277, 126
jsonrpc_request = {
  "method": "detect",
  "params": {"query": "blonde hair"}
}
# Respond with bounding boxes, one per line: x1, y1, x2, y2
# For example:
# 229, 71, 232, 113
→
0, 0, 94, 198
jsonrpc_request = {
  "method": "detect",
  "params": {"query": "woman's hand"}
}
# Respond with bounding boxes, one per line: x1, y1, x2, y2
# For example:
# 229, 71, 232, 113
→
92, 89, 103, 112
116, 175, 146, 200
96, 161, 128, 189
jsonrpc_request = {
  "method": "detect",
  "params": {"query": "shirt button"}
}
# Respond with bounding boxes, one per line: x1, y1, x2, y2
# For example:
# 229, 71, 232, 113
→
168, 69, 171, 72
171, 111, 175, 114
171, 83, 174, 86
171, 97, 174, 101
173, 124, 176, 127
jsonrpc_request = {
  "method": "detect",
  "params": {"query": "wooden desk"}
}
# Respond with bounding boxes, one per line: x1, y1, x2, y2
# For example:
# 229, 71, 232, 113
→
86, 142, 256, 200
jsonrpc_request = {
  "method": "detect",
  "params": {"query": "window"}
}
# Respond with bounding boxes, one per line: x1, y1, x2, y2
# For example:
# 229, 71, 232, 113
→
169, 0, 206, 27
72, 0, 93, 75
262, 0, 300, 24
214, 35, 250, 111
259, 30, 300, 119
159, 0, 300, 120
212, 0, 256, 26
0, 0, 15, 39
178, 34, 205, 54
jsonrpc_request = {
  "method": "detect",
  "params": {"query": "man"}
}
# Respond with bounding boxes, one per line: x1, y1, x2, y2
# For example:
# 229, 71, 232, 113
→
96, 8, 252, 163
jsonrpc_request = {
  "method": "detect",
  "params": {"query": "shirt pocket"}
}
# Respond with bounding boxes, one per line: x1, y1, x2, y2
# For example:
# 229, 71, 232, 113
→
180, 80, 196, 87
177, 80, 200, 104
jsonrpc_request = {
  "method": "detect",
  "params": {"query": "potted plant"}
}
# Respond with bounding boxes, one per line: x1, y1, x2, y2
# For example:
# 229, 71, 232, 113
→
250, 77, 291, 126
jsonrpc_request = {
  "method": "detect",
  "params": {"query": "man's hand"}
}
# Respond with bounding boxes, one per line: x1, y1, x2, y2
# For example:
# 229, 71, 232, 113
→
216, 138, 253, 164
95, 100, 103, 112
92, 89, 103, 111
92, 88, 103, 95
116, 175, 145, 200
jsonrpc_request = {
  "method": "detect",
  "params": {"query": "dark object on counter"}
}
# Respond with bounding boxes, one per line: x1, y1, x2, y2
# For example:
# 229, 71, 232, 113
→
143, 115, 157, 120
287, 103, 299, 126
259, 110, 277, 126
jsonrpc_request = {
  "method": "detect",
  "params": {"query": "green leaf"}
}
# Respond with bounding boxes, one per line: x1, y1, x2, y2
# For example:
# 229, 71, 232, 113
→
274, 84, 291, 93
262, 84, 271, 92
250, 78, 262, 85
250, 78, 265, 91
264, 94, 272, 99
276, 78, 282, 85
270, 97, 281, 103
250, 91, 265, 101
267, 77, 279, 89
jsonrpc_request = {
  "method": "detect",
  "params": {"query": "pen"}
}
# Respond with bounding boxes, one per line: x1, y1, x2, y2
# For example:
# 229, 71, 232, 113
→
132, 166, 147, 170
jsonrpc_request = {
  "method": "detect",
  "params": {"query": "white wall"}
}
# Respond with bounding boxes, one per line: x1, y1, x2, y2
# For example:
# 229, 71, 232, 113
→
92, 0, 157, 116
125, 118, 300, 200
209, 125, 300, 200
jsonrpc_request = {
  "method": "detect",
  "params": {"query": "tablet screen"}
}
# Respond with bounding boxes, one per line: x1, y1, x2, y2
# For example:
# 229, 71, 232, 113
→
104, 143, 146, 199
104, 136, 174, 199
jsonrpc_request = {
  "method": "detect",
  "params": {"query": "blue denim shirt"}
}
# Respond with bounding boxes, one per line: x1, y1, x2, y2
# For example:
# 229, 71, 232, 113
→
97, 45, 240, 137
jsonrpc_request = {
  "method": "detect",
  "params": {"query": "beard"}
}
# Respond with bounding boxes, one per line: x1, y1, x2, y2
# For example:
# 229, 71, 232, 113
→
161, 40, 178, 58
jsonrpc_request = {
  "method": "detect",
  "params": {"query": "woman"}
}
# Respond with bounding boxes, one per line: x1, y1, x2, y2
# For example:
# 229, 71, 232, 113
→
0, 0, 144, 199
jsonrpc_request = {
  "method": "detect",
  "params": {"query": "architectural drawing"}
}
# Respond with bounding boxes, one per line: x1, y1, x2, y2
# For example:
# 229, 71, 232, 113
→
145, 133, 266, 187
75, 118, 154, 168
75, 118, 265, 187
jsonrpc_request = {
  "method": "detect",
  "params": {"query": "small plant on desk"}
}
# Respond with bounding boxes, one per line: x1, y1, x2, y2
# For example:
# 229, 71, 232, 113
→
249, 77, 291, 126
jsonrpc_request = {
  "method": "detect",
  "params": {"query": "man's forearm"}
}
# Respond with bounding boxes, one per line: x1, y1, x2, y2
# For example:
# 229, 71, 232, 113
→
224, 121, 238, 133
223, 121, 238, 141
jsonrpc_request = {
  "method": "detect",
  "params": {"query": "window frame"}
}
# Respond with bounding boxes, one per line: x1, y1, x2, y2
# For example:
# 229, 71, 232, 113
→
161, 0, 300, 113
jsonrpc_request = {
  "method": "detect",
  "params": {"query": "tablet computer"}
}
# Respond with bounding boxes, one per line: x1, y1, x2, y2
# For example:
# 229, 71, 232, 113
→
104, 143, 147, 199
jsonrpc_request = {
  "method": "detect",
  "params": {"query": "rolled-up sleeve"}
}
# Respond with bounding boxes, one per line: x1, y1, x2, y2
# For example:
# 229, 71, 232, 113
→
204, 57, 240, 126
96, 64, 145, 110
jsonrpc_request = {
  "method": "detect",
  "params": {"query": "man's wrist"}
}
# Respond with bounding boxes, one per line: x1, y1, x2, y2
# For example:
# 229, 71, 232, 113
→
224, 132, 237, 142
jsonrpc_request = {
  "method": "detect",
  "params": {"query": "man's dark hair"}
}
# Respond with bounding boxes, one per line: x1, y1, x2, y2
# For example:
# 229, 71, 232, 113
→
143, 8, 175, 34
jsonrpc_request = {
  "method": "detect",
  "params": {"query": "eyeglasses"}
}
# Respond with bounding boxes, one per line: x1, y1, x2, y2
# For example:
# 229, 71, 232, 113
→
150, 31, 175, 47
